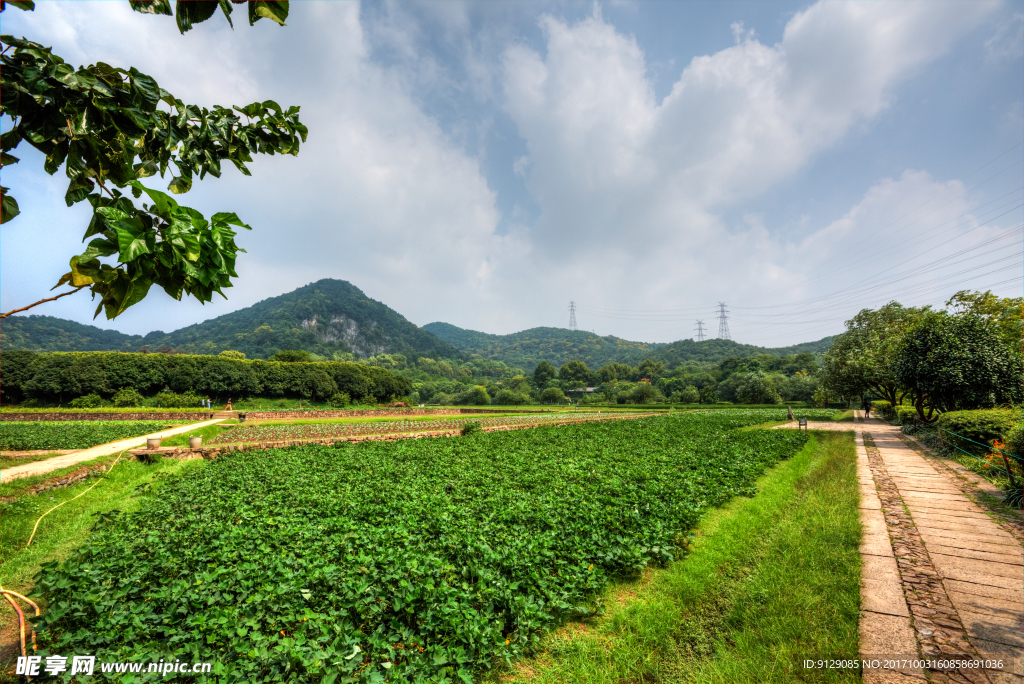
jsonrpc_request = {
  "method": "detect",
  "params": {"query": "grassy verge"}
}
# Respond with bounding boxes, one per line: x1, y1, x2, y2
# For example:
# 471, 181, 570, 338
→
160, 421, 237, 447
832, 410, 857, 422
495, 430, 860, 684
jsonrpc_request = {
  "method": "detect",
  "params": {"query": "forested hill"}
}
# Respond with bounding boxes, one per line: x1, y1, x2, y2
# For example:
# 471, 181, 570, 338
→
423, 322, 835, 369
2, 280, 463, 361
421, 324, 662, 369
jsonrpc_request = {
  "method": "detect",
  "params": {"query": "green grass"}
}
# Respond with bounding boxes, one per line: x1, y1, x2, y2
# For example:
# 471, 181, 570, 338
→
832, 410, 857, 422
495, 430, 860, 684
160, 422, 237, 447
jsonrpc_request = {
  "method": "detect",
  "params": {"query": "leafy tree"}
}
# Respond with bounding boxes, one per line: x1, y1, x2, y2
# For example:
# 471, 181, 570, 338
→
946, 290, 1023, 348
698, 385, 719, 404
558, 360, 592, 384
0, 1, 305, 320
677, 385, 700, 404
493, 389, 529, 405
596, 362, 633, 383
219, 350, 246, 359
533, 361, 556, 387
735, 371, 782, 404
820, 302, 928, 407
636, 359, 665, 381
894, 313, 1023, 422
540, 387, 566, 404
629, 382, 660, 404
453, 386, 490, 406
270, 349, 314, 363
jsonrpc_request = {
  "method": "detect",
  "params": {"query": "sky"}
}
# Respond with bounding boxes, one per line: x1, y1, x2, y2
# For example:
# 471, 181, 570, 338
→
2, 0, 1022, 347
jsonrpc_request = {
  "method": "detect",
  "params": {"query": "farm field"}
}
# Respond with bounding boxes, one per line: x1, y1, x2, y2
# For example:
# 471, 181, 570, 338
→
26, 410, 834, 683
0, 420, 187, 451
208, 411, 647, 444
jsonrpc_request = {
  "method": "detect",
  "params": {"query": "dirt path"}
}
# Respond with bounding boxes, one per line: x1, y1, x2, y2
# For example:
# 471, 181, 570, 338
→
0, 419, 225, 483
778, 414, 1023, 683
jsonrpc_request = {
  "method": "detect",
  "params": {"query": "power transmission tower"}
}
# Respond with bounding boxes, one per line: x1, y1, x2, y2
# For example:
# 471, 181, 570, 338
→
716, 303, 731, 340
694, 320, 706, 342
568, 301, 578, 331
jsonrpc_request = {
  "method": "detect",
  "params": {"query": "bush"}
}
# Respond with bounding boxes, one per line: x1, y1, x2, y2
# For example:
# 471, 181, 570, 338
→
460, 421, 482, 436
111, 387, 144, 407
430, 393, 452, 406
493, 389, 529, 405
68, 393, 106, 409
453, 386, 490, 406
1006, 427, 1024, 459
936, 409, 1021, 455
677, 385, 700, 404
872, 400, 895, 421
540, 387, 566, 404
895, 406, 919, 425
327, 392, 351, 408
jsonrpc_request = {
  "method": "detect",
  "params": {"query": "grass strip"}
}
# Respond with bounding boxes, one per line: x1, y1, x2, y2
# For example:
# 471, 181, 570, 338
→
498, 430, 860, 684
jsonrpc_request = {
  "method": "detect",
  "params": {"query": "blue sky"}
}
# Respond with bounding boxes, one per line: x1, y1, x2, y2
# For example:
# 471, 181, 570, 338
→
2, 0, 1022, 347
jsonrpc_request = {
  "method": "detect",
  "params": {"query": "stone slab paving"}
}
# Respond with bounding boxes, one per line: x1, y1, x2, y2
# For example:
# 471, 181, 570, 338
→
0, 419, 225, 483
779, 413, 1024, 683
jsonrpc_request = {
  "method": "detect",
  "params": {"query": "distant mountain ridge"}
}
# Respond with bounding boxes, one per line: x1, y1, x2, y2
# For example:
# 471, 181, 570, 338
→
423, 322, 835, 369
2, 279, 835, 366
2, 280, 462, 360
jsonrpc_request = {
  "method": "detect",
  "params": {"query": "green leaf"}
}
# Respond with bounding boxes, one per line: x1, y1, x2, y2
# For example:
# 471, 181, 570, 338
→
168, 175, 192, 194
1, 188, 20, 223
128, 181, 178, 215
112, 218, 153, 262
1, 152, 20, 166
248, 0, 288, 27
210, 211, 252, 230
64, 175, 94, 207
133, 160, 158, 178
128, 0, 171, 15
175, 0, 219, 33
3, 1, 36, 10
218, 0, 233, 28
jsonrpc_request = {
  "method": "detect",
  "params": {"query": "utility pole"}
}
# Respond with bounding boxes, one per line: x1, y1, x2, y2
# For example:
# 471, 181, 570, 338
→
717, 302, 731, 340
694, 320, 706, 342
568, 301, 578, 331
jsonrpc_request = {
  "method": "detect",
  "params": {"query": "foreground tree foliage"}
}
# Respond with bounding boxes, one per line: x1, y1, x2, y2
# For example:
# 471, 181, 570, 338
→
821, 292, 1023, 422
0, 0, 304, 319
894, 313, 1023, 421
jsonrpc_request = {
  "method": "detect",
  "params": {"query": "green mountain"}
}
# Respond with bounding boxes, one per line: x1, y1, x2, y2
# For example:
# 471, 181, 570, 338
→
422, 322, 834, 370
421, 323, 663, 369
2, 279, 463, 361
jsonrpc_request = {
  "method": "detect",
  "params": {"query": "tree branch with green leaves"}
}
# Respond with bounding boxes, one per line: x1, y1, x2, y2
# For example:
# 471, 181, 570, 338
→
0, 0, 304, 319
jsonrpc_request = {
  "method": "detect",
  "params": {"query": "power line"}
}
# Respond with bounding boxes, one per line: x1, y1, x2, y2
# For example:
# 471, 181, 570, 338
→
694, 320, 706, 342
716, 303, 731, 340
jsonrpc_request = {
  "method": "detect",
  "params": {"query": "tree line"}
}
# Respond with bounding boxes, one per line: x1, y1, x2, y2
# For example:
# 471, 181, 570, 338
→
819, 290, 1022, 422
0, 350, 412, 405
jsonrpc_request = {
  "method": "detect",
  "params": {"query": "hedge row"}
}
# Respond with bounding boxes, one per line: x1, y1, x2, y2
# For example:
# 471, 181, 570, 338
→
936, 409, 1021, 456
0, 351, 412, 403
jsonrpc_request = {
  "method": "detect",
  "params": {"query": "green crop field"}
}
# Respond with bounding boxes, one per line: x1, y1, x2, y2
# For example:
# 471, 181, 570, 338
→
0, 421, 186, 451
32, 410, 832, 683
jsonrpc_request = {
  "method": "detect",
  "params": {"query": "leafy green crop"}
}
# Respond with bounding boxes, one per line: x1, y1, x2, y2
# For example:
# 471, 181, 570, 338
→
0, 420, 182, 450
34, 411, 810, 683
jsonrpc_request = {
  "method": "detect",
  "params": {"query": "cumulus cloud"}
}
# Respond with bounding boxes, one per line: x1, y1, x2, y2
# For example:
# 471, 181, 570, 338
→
1, 0, 1012, 346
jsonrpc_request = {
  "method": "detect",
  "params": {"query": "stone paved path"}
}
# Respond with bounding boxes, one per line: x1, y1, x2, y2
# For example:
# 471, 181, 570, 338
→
779, 413, 1023, 683
0, 419, 224, 483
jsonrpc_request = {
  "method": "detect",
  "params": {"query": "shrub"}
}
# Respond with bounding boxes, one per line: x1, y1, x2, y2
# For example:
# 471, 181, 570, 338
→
111, 387, 144, 407
493, 389, 529, 405
895, 406, 919, 425
1006, 427, 1024, 459
460, 421, 482, 436
218, 350, 246, 359
327, 392, 351, 408
540, 387, 566, 404
936, 409, 1021, 455
677, 385, 700, 404
68, 393, 106, 409
872, 400, 895, 421
453, 386, 491, 406
430, 393, 452, 406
